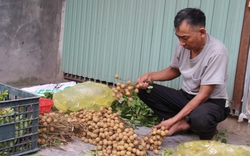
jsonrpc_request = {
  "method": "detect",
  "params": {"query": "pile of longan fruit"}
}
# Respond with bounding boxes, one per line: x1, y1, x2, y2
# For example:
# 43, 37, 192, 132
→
112, 74, 142, 102
77, 107, 148, 155
38, 107, 169, 155
76, 106, 169, 155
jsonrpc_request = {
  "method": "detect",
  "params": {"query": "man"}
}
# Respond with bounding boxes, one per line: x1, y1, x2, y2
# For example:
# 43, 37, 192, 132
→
136, 8, 230, 140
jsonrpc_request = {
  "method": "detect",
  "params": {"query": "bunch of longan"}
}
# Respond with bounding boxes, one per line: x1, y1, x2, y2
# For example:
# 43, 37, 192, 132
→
112, 74, 142, 102
140, 127, 169, 155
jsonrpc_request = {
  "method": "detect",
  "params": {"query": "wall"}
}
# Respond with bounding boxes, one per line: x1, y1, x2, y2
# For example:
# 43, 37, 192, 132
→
0, 0, 64, 87
62, 0, 245, 102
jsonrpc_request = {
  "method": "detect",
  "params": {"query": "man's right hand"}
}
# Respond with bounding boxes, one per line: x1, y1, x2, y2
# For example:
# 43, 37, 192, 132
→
136, 73, 152, 89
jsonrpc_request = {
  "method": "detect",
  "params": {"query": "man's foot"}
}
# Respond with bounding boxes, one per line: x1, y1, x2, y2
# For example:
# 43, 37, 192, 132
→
167, 119, 190, 136
210, 129, 218, 140
211, 135, 215, 140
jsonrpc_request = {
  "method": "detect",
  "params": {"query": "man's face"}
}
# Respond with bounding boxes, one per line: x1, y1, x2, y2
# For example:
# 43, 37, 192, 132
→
175, 20, 205, 51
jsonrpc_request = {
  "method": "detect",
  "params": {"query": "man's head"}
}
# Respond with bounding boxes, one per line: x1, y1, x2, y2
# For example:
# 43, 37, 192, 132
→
174, 8, 205, 30
174, 8, 207, 52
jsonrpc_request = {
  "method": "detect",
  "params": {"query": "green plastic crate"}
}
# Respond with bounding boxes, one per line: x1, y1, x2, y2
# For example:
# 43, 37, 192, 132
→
0, 83, 39, 156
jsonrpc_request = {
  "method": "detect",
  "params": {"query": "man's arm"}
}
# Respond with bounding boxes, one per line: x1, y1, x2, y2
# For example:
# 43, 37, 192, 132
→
150, 66, 181, 81
137, 66, 181, 83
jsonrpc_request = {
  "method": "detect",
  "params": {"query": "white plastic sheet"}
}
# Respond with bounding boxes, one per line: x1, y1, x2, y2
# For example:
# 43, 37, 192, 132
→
21, 81, 77, 96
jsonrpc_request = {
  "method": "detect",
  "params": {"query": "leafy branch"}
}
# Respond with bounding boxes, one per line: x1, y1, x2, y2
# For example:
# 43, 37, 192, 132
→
111, 91, 160, 127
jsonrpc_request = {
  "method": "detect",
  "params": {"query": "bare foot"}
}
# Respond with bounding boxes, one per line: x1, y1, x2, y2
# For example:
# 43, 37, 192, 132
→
211, 135, 215, 140
167, 119, 190, 136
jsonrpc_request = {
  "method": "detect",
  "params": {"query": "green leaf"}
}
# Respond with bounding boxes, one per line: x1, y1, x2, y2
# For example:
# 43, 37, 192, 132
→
221, 138, 227, 143
65, 108, 73, 114
42, 92, 53, 99
125, 114, 132, 117
127, 100, 136, 107
42, 133, 48, 139
161, 147, 175, 156
135, 107, 141, 114
141, 110, 149, 116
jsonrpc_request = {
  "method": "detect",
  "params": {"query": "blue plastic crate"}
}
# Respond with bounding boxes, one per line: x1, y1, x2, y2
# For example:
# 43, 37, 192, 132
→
0, 83, 39, 156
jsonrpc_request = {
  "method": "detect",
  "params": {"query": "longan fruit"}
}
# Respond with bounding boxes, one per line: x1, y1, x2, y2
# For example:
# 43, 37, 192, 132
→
97, 145, 102, 150
127, 86, 134, 90
165, 129, 169, 134
128, 97, 133, 102
42, 122, 48, 127
143, 136, 149, 141
149, 139, 154, 143
71, 135, 75, 140
124, 143, 129, 149
150, 146, 154, 151
121, 84, 126, 88
115, 74, 119, 79
120, 150, 125, 155
41, 139, 46, 144
37, 138, 41, 144
136, 150, 141, 156
161, 131, 166, 137
157, 129, 161, 134
153, 149, 159, 155
125, 91, 131, 96
59, 110, 64, 114
49, 127, 55, 132
116, 86, 121, 91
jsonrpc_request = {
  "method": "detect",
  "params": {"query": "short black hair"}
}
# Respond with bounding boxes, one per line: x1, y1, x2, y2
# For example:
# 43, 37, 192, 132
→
174, 8, 206, 29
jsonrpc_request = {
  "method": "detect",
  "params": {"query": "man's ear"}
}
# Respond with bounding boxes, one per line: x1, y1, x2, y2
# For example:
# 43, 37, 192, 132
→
199, 28, 206, 37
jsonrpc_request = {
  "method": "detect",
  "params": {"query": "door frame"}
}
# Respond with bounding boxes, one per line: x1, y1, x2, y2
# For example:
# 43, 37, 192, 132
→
232, 0, 250, 115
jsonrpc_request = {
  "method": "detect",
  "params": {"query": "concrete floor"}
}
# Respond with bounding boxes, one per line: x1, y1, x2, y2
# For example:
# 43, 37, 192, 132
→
37, 125, 250, 156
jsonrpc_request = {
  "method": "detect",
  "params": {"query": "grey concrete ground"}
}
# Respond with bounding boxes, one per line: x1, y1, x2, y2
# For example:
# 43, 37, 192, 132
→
37, 126, 250, 156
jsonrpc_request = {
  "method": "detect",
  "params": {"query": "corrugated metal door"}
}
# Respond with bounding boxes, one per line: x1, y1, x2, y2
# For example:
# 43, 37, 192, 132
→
62, 0, 245, 100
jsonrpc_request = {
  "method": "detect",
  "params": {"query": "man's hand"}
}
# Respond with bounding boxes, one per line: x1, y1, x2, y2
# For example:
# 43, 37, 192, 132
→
136, 67, 181, 89
136, 73, 152, 89
154, 119, 190, 136
153, 118, 174, 130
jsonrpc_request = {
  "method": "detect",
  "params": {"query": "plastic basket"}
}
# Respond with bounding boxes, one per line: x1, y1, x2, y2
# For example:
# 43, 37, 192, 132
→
39, 98, 53, 115
0, 83, 39, 156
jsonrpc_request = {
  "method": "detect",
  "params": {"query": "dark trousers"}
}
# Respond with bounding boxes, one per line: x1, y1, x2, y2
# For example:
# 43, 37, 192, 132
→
137, 84, 230, 140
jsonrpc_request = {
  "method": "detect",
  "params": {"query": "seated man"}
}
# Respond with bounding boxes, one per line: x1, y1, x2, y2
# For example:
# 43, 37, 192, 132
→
136, 8, 230, 140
